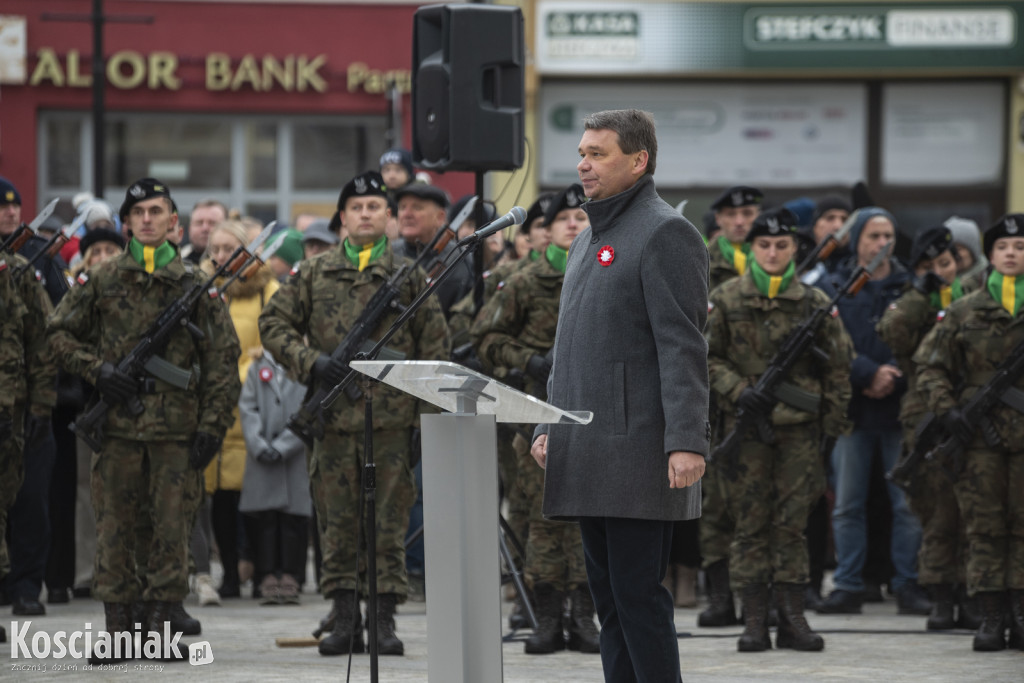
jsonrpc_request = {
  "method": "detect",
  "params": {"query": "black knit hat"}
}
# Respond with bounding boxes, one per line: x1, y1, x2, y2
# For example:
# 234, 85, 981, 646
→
984, 213, 1024, 258
909, 226, 953, 267
811, 195, 852, 225
0, 176, 21, 205
79, 228, 126, 256
745, 208, 800, 242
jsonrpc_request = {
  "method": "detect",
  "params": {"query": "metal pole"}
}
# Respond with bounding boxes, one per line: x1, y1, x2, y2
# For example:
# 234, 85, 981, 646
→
92, 0, 105, 198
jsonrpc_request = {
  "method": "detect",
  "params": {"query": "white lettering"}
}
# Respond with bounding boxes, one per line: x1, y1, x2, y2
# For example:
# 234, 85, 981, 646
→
31, 631, 50, 658
11, 621, 31, 658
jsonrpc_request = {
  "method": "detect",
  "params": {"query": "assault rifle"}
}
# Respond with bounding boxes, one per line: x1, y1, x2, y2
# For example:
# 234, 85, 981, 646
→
0, 199, 58, 255
70, 227, 274, 451
795, 211, 856, 276
886, 411, 945, 492
924, 331, 1024, 480
206, 222, 278, 299
13, 214, 83, 281
710, 242, 891, 463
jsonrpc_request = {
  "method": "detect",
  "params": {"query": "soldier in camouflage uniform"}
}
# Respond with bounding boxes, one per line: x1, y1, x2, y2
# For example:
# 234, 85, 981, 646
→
259, 171, 450, 657
0, 239, 57, 641
700, 185, 765, 627
706, 208, 852, 652
877, 225, 973, 631
47, 178, 240, 661
915, 214, 1024, 652
472, 184, 599, 655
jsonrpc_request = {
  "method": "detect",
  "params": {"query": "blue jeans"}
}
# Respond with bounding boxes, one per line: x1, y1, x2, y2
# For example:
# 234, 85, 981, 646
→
830, 428, 921, 593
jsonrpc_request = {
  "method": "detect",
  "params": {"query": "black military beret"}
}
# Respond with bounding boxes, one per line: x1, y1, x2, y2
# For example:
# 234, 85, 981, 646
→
745, 208, 800, 242
393, 182, 450, 209
983, 213, 1024, 258
711, 185, 764, 211
119, 177, 176, 221
909, 225, 953, 267
543, 184, 587, 227
78, 227, 126, 256
520, 193, 555, 234
337, 171, 388, 211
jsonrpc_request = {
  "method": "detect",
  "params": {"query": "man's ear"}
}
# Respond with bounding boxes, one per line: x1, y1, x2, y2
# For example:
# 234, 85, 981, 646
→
633, 150, 649, 176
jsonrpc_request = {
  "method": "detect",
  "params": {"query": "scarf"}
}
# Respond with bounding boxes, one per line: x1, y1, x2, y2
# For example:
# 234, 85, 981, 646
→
344, 236, 388, 272
750, 260, 795, 299
717, 235, 749, 275
987, 270, 1024, 316
127, 238, 175, 273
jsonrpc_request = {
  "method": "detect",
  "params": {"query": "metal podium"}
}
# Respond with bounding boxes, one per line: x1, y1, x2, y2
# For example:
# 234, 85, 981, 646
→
349, 360, 592, 683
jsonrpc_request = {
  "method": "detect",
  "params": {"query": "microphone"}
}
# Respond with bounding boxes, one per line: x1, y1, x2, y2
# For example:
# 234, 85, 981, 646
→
459, 206, 527, 244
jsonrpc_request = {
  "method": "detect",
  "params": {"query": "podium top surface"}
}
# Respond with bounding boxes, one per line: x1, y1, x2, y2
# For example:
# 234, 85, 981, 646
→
349, 360, 592, 425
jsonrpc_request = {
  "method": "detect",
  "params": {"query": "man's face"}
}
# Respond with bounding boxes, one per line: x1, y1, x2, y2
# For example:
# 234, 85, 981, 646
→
527, 217, 551, 253
85, 241, 123, 268
547, 208, 588, 251
188, 205, 226, 252
127, 197, 177, 247
812, 209, 850, 244
716, 205, 760, 243
0, 201, 21, 236
342, 195, 390, 247
856, 217, 895, 266
751, 235, 796, 276
576, 128, 646, 201
397, 196, 445, 244
380, 163, 410, 190
990, 237, 1024, 277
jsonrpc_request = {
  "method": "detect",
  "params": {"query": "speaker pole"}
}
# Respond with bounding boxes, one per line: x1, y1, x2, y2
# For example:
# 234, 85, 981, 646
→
472, 171, 486, 312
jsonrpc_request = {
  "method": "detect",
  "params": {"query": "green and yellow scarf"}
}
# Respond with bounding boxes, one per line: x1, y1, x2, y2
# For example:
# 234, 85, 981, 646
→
127, 238, 175, 274
717, 235, 749, 275
750, 260, 795, 299
987, 270, 1024, 316
930, 277, 964, 310
545, 244, 568, 273
343, 236, 388, 272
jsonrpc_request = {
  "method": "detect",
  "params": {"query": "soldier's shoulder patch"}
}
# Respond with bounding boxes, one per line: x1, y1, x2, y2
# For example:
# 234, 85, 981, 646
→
496, 280, 505, 291
290, 263, 301, 277
888, 302, 898, 310
77, 272, 89, 285
0, 260, 6, 272
936, 310, 947, 322
707, 301, 715, 312
34, 270, 43, 282
830, 305, 839, 318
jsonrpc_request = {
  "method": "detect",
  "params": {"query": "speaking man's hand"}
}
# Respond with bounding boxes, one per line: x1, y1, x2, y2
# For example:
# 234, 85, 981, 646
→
531, 434, 548, 469
668, 451, 705, 489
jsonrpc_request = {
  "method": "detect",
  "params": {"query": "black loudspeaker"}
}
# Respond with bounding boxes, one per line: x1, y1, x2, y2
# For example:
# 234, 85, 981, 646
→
412, 4, 524, 172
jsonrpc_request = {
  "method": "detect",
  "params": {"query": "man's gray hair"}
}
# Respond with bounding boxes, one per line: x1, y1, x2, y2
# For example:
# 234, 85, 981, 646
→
582, 109, 657, 177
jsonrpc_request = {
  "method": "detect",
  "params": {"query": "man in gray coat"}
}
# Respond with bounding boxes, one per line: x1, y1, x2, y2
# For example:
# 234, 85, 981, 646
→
532, 109, 710, 682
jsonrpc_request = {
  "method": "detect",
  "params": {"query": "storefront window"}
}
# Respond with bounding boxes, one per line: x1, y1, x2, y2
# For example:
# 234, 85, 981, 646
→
105, 116, 231, 189
44, 118, 81, 188
246, 122, 277, 190
292, 120, 387, 190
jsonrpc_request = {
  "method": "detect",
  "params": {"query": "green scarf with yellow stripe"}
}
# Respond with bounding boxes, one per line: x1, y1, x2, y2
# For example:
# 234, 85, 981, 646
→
343, 236, 388, 272
750, 260, 795, 299
127, 238, 175, 273
987, 270, 1024, 316
717, 235, 749, 275
929, 277, 964, 310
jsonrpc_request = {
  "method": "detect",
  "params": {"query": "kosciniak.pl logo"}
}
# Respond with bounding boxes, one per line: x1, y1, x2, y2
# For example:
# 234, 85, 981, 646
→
9, 621, 194, 662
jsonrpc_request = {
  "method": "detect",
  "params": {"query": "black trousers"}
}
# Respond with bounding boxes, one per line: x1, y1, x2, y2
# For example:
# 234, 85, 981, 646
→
7, 419, 55, 600
45, 405, 78, 593
243, 510, 308, 584
211, 490, 241, 591
578, 516, 682, 683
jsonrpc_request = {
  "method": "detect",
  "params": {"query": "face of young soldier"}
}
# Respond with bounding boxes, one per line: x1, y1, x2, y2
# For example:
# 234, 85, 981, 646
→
915, 250, 958, 285
343, 195, 391, 247
812, 209, 850, 245
856, 217, 895, 267
547, 207, 588, 251
86, 241, 123, 268
527, 216, 551, 254
952, 243, 976, 273
127, 197, 177, 247
751, 235, 796, 276
0, 202, 21, 236
990, 237, 1024, 277
207, 228, 244, 268
716, 205, 760, 244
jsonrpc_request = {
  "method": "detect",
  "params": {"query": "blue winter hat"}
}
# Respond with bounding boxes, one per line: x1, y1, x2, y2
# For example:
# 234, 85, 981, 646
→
847, 206, 896, 250
0, 176, 21, 205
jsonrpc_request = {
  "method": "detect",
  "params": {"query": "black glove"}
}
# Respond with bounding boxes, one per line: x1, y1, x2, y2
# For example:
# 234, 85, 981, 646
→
255, 447, 282, 463
737, 386, 774, 416
189, 431, 222, 471
943, 407, 974, 445
311, 354, 347, 388
24, 412, 52, 445
913, 271, 948, 296
525, 354, 552, 383
95, 362, 137, 403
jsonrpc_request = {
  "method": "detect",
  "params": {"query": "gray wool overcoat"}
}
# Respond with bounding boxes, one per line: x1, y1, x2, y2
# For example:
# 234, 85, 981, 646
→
538, 175, 710, 521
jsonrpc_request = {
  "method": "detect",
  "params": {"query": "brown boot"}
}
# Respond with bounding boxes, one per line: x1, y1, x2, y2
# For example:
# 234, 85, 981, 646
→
524, 583, 566, 654
675, 565, 698, 608
972, 591, 1007, 652
375, 593, 404, 656
698, 560, 740, 627
319, 590, 365, 656
774, 583, 824, 651
89, 602, 135, 664
737, 584, 771, 652
566, 586, 600, 653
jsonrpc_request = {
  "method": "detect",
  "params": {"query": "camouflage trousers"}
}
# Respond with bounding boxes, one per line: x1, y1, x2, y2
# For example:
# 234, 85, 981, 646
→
504, 430, 532, 556
954, 447, 1024, 594
0, 404, 25, 576
517, 432, 586, 590
699, 459, 735, 568
134, 467, 205, 579
722, 425, 825, 591
310, 429, 415, 601
905, 461, 966, 586
91, 437, 191, 603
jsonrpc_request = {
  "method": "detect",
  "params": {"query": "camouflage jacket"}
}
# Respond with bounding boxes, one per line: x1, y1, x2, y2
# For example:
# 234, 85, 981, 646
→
470, 255, 561, 397
706, 270, 853, 436
258, 243, 450, 434
446, 256, 530, 350
915, 288, 1024, 450
708, 240, 742, 293
46, 249, 241, 441
1, 253, 57, 411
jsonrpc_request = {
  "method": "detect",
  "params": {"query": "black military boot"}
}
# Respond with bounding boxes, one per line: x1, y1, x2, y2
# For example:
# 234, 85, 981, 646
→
566, 586, 600, 653
698, 560, 740, 627
89, 602, 135, 664
319, 590, 365, 656
737, 584, 771, 652
1007, 590, 1024, 651
524, 583, 566, 654
142, 600, 189, 661
972, 591, 1007, 652
956, 585, 982, 630
374, 593, 404, 656
168, 601, 201, 636
925, 584, 956, 631
774, 583, 824, 651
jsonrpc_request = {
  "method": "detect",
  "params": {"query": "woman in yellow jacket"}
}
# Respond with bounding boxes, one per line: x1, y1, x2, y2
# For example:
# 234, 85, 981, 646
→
201, 219, 279, 597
